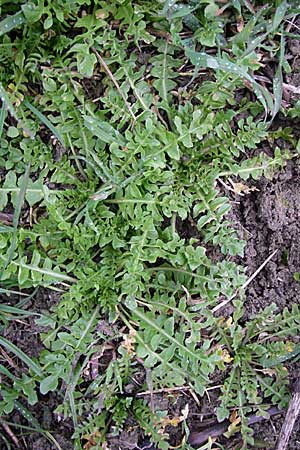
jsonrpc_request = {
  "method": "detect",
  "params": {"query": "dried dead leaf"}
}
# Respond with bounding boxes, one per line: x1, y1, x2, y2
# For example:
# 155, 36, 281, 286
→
286, 341, 295, 352
261, 368, 277, 376
160, 405, 189, 430
237, 15, 244, 32
229, 180, 258, 196
226, 317, 233, 328
224, 410, 241, 437
221, 349, 233, 364
83, 430, 102, 450
121, 329, 136, 355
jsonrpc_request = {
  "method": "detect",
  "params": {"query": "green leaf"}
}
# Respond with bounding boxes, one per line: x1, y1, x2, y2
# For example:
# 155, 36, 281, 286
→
0, 363, 17, 382
40, 375, 59, 395
271, 34, 285, 121
167, 4, 198, 19
44, 15, 53, 30
0, 253, 76, 285
272, 1, 288, 31
77, 52, 97, 78
294, 272, 300, 282
83, 115, 126, 145
0, 102, 6, 138
0, 11, 26, 36
25, 180, 45, 206
21, 2, 43, 23
216, 405, 229, 422
7, 126, 19, 138
204, 2, 219, 19
174, 116, 193, 148
0, 304, 38, 318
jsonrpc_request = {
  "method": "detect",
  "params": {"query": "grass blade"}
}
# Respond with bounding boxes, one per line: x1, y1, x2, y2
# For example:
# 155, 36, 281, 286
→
16, 287, 39, 307
83, 115, 126, 145
0, 336, 43, 377
2, 415, 63, 450
271, 34, 285, 121
0, 287, 29, 296
0, 431, 12, 450
0, 102, 7, 138
272, 66, 283, 121
271, 0, 288, 31
0, 363, 17, 382
23, 99, 65, 146
0, 304, 39, 317
184, 47, 273, 115
0, 225, 14, 233
1, 164, 30, 274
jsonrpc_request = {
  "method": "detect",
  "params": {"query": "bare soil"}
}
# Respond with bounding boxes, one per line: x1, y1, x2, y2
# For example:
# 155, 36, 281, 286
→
235, 160, 300, 318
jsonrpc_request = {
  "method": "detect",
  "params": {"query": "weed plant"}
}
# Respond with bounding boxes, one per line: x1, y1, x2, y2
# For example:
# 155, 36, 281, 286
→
0, 1, 299, 449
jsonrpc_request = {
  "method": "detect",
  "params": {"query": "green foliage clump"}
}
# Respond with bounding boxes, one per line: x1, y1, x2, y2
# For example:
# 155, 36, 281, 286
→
0, 1, 299, 449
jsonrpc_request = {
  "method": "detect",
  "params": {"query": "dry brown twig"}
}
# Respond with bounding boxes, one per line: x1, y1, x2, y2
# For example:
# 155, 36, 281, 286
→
0, 420, 20, 448
213, 249, 278, 313
0, 347, 19, 371
188, 406, 283, 447
276, 378, 300, 450
90, 46, 137, 122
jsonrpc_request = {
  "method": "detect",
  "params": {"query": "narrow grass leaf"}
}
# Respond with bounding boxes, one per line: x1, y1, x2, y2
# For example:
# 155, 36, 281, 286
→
0, 102, 6, 138
0, 225, 14, 233
16, 286, 39, 306
0, 304, 39, 317
0, 336, 43, 377
5, 412, 63, 450
271, 33, 285, 121
271, 1, 288, 31
272, 66, 283, 121
184, 48, 272, 114
83, 115, 126, 145
1, 164, 30, 275
24, 100, 65, 146
0, 287, 29, 296
261, 344, 300, 367
0, 363, 17, 382
0, 432, 11, 450
13, 401, 41, 428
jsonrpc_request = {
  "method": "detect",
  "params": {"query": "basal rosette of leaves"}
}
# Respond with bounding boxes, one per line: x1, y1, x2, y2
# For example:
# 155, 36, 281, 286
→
0, 1, 299, 449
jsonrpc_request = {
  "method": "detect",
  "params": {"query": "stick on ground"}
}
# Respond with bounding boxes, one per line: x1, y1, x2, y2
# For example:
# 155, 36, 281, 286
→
212, 249, 278, 313
188, 406, 283, 447
276, 379, 300, 450
90, 46, 137, 122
